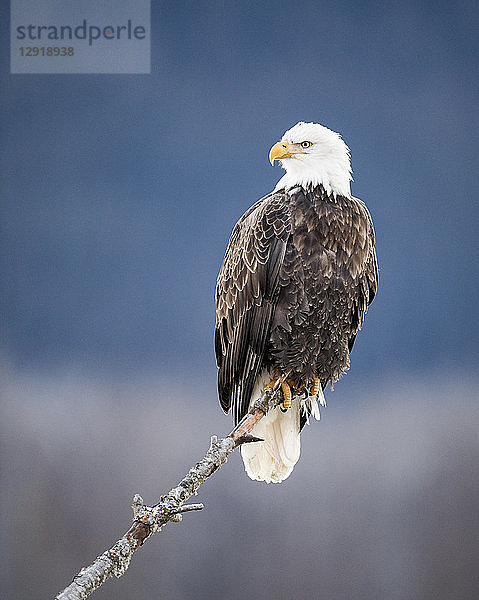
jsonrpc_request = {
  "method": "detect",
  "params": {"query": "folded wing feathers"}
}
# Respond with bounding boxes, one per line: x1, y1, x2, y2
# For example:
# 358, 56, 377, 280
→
215, 193, 291, 420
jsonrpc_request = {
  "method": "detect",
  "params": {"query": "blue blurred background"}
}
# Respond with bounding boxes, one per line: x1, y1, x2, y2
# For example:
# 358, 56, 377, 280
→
1, 2, 478, 599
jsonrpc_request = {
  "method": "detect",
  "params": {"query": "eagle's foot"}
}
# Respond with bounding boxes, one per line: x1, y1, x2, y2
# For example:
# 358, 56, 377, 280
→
264, 377, 293, 411
264, 378, 280, 391
311, 374, 320, 397
281, 381, 292, 411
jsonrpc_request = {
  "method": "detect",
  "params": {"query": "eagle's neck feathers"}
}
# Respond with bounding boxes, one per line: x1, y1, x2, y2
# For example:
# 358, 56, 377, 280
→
274, 153, 351, 197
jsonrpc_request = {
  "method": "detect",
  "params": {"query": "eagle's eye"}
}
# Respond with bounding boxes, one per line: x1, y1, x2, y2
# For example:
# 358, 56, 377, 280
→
300, 141, 312, 148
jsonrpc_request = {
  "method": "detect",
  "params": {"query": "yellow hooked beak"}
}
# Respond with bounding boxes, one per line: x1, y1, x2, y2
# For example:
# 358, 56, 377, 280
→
269, 141, 292, 165
269, 141, 306, 165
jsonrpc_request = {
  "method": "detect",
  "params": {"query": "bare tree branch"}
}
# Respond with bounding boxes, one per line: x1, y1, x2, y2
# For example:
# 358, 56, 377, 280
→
55, 386, 281, 600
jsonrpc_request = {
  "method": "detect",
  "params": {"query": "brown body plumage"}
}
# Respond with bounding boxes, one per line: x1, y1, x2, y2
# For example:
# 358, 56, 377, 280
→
215, 185, 377, 425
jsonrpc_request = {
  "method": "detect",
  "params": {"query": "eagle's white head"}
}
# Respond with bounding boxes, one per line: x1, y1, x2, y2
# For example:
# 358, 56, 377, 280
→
270, 121, 352, 198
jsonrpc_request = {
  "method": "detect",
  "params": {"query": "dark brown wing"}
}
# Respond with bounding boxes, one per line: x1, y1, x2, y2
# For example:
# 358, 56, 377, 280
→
341, 197, 378, 358
215, 192, 291, 423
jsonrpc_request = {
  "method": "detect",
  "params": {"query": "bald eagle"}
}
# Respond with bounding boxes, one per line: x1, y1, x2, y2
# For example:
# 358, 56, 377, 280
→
215, 122, 378, 483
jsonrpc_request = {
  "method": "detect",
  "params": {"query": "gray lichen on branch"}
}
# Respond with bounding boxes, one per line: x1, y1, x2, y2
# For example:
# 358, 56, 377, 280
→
55, 386, 281, 600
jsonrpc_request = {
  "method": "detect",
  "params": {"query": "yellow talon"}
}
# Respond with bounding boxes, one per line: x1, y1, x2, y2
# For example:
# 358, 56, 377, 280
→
281, 381, 292, 410
311, 374, 320, 397
264, 377, 293, 410
264, 378, 279, 391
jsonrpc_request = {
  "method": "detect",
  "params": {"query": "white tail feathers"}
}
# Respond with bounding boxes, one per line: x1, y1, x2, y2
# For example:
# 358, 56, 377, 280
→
240, 375, 322, 483
241, 400, 300, 483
